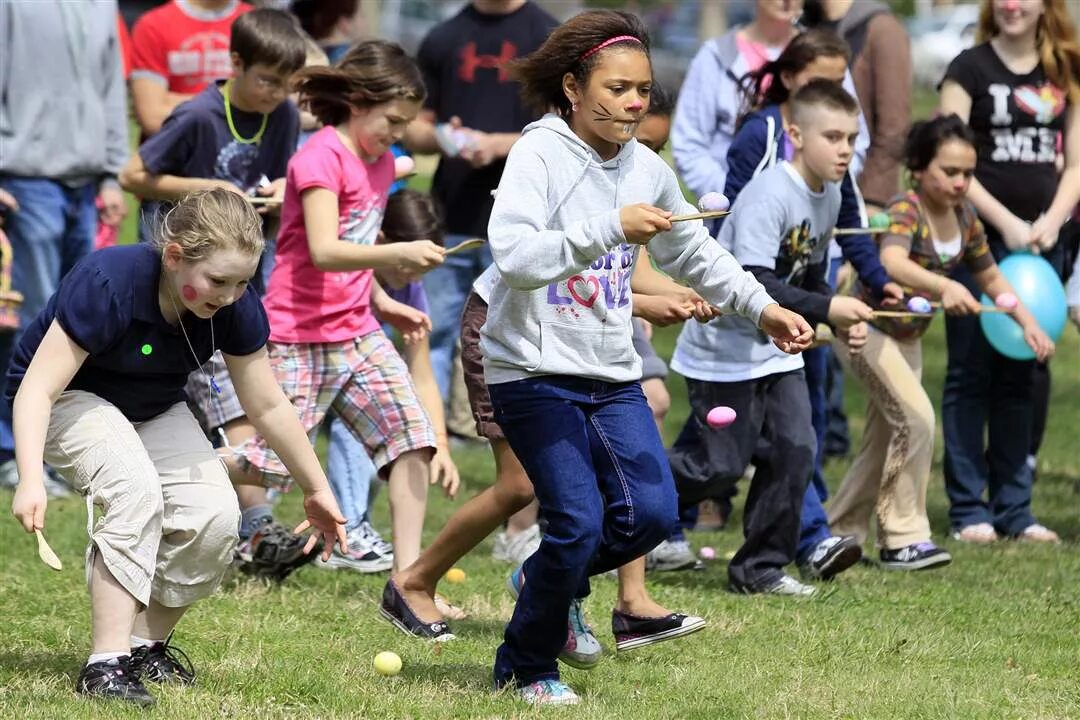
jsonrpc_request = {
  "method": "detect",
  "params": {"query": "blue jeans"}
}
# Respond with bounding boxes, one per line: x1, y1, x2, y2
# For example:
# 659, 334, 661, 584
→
420, 234, 492, 399
326, 415, 377, 532
798, 344, 833, 562
942, 256, 1036, 536
0, 177, 96, 455
489, 377, 677, 687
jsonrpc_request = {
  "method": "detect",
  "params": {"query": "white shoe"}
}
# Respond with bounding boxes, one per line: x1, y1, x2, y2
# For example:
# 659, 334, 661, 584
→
645, 539, 698, 572
951, 522, 998, 544
763, 574, 817, 597
492, 523, 541, 565
1016, 524, 1060, 544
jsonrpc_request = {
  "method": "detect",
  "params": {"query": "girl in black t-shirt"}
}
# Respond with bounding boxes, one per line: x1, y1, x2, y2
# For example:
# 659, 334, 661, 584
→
938, 0, 1080, 544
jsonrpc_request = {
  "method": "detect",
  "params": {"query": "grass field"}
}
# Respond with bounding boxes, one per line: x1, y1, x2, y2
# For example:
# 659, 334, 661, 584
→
2, 90, 1078, 717
1, 317, 1078, 719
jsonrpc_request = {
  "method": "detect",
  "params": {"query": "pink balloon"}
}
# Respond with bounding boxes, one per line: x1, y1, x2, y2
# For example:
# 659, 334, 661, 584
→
706, 406, 737, 428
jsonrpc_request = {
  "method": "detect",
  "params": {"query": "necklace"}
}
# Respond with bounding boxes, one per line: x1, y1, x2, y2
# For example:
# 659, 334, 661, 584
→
164, 279, 220, 396
223, 79, 268, 145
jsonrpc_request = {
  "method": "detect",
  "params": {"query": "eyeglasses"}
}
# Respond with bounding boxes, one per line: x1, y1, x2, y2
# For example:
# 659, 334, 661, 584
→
252, 74, 289, 92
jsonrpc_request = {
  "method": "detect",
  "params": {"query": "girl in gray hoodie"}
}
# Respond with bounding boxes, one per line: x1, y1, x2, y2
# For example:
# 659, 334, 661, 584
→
481, 9, 813, 705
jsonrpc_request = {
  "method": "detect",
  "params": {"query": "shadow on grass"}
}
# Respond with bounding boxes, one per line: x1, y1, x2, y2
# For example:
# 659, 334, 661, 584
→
0, 650, 81, 681
403, 660, 492, 691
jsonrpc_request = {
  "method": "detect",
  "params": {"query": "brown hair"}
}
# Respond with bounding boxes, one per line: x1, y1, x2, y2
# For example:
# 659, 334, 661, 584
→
154, 189, 264, 262
746, 29, 850, 112
977, 0, 1080, 102
230, 8, 307, 74
789, 78, 860, 127
292, 0, 358, 43
293, 40, 426, 126
380, 189, 444, 246
508, 10, 650, 117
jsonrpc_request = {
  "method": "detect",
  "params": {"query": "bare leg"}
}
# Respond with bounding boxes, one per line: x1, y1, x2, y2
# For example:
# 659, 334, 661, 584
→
221, 418, 267, 491
394, 439, 534, 622
641, 378, 671, 441
132, 601, 188, 642
386, 449, 432, 573
614, 556, 673, 617
90, 552, 139, 654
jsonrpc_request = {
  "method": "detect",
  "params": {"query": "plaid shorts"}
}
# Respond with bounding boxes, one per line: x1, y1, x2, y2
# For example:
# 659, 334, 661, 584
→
234, 331, 436, 489
185, 351, 245, 435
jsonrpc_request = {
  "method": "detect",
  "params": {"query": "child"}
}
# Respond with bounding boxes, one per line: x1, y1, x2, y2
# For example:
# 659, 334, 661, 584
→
319, 189, 461, 575
7, 189, 346, 707
670, 79, 874, 598
718, 29, 904, 581
478, 10, 811, 704
224, 41, 450, 580
383, 96, 715, 664
830, 115, 1054, 569
938, 0, 1079, 544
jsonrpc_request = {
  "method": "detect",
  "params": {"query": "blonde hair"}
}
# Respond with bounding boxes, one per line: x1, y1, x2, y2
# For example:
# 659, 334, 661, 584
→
154, 189, 264, 262
978, 0, 1080, 102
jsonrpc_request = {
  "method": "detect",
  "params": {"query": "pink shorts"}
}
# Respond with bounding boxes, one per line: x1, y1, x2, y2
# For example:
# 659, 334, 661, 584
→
234, 331, 436, 489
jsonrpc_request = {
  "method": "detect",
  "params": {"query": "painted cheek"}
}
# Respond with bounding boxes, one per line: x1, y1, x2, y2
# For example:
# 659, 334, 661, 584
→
181, 285, 198, 301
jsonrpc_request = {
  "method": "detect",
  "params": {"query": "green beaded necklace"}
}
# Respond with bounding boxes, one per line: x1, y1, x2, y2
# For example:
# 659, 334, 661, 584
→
223, 79, 268, 145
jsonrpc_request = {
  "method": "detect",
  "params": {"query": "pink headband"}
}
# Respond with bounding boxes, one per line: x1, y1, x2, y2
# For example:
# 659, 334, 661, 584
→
579, 35, 642, 62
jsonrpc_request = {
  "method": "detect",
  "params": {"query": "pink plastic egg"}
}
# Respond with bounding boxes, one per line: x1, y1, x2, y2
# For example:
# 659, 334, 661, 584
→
706, 406, 737, 428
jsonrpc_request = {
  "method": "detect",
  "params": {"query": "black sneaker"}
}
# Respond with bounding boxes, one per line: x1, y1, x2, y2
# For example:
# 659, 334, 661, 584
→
799, 535, 863, 581
237, 518, 321, 581
880, 542, 952, 571
129, 634, 195, 685
379, 580, 455, 642
612, 609, 706, 652
76, 656, 155, 707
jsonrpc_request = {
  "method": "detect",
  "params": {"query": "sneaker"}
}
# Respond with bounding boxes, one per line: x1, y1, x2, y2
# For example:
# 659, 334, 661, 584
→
316, 525, 393, 573
357, 520, 393, 556
517, 678, 581, 706
128, 635, 195, 684
236, 518, 320, 581
0, 460, 16, 489
799, 535, 862, 581
645, 539, 699, 572
733, 574, 816, 597
492, 523, 541, 565
611, 609, 706, 652
76, 656, 155, 707
1016, 523, 1061, 544
951, 522, 998, 544
880, 542, 952, 570
507, 566, 602, 669
379, 579, 455, 642
0, 460, 72, 498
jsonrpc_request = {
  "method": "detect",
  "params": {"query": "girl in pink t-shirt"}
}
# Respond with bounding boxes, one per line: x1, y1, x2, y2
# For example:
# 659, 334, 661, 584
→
231, 41, 450, 575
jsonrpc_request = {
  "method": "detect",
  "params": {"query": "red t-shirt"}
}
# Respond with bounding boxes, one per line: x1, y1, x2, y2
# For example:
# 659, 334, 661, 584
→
130, 0, 252, 95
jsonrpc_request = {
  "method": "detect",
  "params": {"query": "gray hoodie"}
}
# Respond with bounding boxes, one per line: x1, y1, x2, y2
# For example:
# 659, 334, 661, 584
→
0, 0, 128, 186
480, 115, 775, 385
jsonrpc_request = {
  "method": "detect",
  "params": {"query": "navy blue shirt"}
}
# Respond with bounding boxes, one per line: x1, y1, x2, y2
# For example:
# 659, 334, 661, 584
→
6, 244, 270, 422
139, 81, 299, 193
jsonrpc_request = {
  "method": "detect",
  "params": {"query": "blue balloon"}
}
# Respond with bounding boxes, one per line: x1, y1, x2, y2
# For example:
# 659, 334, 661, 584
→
979, 254, 1067, 360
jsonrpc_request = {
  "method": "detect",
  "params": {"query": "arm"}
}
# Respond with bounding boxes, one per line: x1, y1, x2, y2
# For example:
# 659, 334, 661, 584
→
971, 263, 1055, 360
746, 264, 832, 327
119, 151, 243, 200
940, 81, 1032, 248
403, 110, 442, 155
859, 16, 911, 207
671, 44, 733, 198
301, 188, 444, 273
1031, 104, 1080, 251
401, 338, 459, 497
11, 321, 88, 532
224, 349, 347, 555
101, 17, 129, 179
836, 172, 891, 295
722, 115, 770, 202
487, 141, 624, 290
843, 70, 871, 178
880, 242, 982, 314
129, 78, 194, 137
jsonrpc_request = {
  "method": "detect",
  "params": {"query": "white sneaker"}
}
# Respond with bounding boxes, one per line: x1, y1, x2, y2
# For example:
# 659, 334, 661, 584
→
316, 524, 393, 573
763, 574, 817, 597
951, 522, 998, 544
645, 539, 699, 572
0, 461, 71, 498
491, 523, 541, 565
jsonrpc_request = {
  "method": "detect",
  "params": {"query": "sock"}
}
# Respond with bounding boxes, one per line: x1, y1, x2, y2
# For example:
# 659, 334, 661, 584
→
87, 651, 126, 665
130, 635, 156, 649
239, 504, 273, 540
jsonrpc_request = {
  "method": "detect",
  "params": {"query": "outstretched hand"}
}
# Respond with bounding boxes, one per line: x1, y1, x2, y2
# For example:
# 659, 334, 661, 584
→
759, 303, 815, 354
294, 488, 348, 562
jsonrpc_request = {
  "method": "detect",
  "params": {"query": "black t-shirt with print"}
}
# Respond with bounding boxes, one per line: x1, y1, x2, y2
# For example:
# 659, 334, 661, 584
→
418, 2, 557, 237
943, 43, 1068, 223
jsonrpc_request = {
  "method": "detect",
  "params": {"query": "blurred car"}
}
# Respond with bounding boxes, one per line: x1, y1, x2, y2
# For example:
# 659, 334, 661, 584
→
909, 3, 980, 88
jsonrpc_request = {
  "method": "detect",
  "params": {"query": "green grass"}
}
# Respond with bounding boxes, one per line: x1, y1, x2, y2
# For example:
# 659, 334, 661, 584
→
2, 320, 1078, 719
